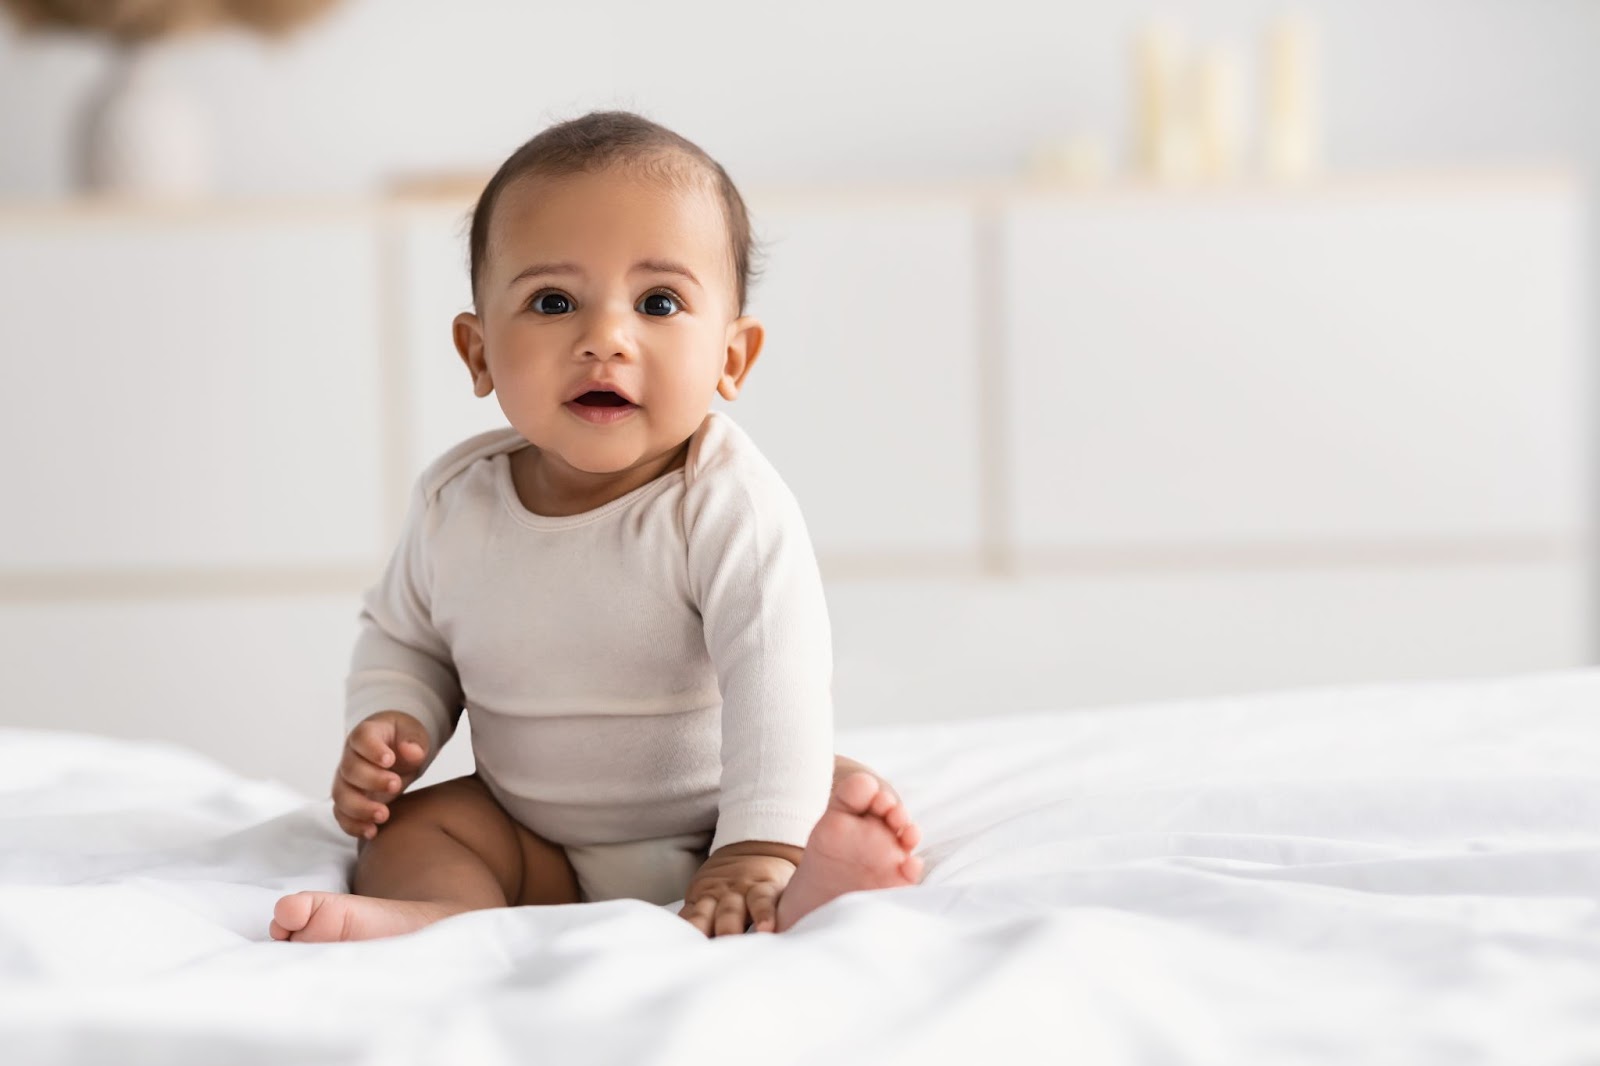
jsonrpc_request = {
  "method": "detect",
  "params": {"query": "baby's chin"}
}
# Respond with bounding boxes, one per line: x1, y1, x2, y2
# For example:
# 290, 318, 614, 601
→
512, 412, 699, 476
555, 440, 685, 478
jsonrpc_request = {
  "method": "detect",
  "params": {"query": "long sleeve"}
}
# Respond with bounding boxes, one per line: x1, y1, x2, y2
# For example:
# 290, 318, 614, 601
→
345, 479, 464, 766
684, 449, 835, 856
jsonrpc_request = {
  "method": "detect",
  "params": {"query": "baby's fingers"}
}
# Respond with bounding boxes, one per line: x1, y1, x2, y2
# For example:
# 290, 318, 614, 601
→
712, 891, 750, 938
338, 747, 402, 796
746, 882, 780, 934
333, 808, 379, 840
394, 737, 428, 767
677, 895, 717, 937
350, 718, 430, 778
347, 720, 399, 768
332, 778, 389, 838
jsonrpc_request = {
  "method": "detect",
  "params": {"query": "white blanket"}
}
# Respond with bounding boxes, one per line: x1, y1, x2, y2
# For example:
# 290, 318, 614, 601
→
3, 669, 1599, 1065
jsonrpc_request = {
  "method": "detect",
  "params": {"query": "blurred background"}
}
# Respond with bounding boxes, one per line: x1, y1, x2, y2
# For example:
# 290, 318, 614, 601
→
0, 0, 1595, 797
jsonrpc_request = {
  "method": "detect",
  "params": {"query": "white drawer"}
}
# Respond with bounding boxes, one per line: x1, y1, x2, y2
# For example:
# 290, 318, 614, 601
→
0, 213, 387, 569
1001, 184, 1591, 549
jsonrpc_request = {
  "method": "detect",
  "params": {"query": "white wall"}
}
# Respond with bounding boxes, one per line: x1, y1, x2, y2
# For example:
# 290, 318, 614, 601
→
0, 0, 1596, 197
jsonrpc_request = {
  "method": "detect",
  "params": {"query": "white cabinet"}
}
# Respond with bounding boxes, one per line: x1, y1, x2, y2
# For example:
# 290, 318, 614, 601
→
0, 208, 387, 571
1000, 183, 1592, 551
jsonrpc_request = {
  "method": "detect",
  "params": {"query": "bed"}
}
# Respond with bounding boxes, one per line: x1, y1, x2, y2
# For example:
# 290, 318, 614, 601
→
3, 667, 1598, 1065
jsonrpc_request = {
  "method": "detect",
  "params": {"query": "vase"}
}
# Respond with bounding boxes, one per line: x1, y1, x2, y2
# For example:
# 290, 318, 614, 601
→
77, 43, 212, 199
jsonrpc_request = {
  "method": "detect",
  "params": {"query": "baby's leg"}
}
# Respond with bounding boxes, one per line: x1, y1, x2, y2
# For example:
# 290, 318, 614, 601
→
270, 773, 580, 942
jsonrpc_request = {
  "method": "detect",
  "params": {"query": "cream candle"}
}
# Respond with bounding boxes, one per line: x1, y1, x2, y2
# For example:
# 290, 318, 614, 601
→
1263, 13, 1319, 179
1132, 20, 1185, 179
1194, 45, 1243, 181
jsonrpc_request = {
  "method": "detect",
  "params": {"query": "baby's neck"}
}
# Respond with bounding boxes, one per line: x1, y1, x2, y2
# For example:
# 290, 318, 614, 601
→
510, 441, 689, 517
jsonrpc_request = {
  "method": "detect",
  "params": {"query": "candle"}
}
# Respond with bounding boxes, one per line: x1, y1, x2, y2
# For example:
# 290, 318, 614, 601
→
1194, 45, 1243, 181
1263, 13, 1319, 179
1132, 20, 1185, 180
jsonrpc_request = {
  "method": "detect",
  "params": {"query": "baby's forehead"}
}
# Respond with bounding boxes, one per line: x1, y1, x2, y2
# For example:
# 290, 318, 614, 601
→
489, 165, 734, 288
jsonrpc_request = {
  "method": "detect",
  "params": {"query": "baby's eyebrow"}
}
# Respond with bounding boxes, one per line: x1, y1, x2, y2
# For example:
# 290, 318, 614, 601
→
508, 259, 702, 290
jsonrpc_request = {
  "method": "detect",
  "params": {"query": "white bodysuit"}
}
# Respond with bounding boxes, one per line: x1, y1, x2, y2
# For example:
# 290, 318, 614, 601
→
344, 411, 835, 899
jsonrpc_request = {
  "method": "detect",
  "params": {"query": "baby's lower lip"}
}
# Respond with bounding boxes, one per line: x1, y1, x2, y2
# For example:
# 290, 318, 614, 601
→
564, 401, 639, 425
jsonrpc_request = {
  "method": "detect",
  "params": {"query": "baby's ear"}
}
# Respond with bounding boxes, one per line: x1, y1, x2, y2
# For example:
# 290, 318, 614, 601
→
453, 311, 493, 397
717, 315, 764, 401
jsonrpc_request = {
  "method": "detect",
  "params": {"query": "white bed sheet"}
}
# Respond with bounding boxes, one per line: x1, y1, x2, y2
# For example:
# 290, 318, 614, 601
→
3, 669, 1599, 1065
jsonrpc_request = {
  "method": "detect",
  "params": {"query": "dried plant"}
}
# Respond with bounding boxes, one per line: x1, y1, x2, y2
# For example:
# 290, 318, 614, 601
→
222, 0, 339, 35
1, 0, 340, 42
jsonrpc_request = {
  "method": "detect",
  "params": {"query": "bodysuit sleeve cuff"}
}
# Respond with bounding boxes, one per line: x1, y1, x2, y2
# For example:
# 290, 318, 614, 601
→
710, 802, 827, 857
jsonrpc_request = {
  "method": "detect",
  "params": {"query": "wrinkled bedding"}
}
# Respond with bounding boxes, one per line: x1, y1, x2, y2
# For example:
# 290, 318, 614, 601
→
3, 669, 1599, 1065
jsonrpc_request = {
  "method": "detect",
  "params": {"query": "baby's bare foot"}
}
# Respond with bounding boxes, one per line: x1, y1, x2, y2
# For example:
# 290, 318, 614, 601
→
774, 771, 924, 932
268, 891, 467, 943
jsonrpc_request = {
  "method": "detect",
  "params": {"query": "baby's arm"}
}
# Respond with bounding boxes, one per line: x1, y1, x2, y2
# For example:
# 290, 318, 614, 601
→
680, 450, 835, 933
347, 485, 461, 748
338, 480, 464, 830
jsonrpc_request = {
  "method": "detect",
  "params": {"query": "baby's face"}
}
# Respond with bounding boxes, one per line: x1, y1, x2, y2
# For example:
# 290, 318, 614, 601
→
456, 165, 755, 480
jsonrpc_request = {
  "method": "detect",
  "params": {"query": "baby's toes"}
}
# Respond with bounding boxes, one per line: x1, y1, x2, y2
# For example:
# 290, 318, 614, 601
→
832, 771, 881, 814
880, 800, 913, 834
900, 854, 925, 883
272, 892, 316, 936
865, 784, 900, 821
897, 821, 922, 852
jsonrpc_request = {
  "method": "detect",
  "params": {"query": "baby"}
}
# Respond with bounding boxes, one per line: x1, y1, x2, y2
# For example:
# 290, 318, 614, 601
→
270, 110, 923, 942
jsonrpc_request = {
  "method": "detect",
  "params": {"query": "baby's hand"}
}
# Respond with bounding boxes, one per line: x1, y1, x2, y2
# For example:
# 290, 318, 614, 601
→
331, 711, 430, 841
677, 845, 801, 937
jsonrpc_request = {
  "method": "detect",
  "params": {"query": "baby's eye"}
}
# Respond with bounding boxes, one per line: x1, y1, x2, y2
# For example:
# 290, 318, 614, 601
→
638, 291, 681, 317
530, 291, 572, 315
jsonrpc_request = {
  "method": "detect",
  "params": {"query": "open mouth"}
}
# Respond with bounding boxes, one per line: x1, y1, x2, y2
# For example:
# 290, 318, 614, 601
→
572, 390, 633, 408
564, 389, 640, 425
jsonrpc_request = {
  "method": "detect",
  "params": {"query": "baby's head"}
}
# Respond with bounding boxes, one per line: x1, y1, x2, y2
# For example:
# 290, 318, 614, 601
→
453, 110, 766, 481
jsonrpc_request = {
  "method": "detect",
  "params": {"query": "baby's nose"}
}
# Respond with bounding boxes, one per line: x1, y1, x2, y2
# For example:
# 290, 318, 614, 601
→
575, 311, 635, 360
